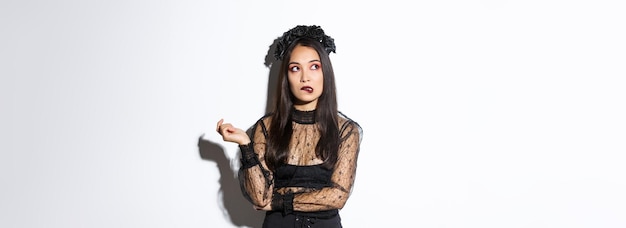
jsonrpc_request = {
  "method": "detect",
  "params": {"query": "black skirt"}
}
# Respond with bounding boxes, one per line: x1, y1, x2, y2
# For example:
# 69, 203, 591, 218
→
262, 210, 342, 228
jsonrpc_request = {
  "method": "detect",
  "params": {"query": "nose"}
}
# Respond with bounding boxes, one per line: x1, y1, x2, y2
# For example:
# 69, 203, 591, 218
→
300, 70, 310, 82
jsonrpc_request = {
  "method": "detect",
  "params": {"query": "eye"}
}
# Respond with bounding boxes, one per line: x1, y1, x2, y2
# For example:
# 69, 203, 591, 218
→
289, 65, 300, 72
310, 64, 320, 70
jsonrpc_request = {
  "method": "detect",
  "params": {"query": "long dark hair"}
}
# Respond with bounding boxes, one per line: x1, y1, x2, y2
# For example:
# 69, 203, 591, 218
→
265, 37, 340, 170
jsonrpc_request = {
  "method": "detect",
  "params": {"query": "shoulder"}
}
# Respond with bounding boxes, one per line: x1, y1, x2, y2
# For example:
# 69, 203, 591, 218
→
338, 111, 359, 125
255, 113, 273, 125
337, 111, 362, 132
248, 113, 273, 135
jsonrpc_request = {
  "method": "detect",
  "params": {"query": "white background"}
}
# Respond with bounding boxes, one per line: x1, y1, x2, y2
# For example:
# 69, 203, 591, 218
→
1, 0, 625, 227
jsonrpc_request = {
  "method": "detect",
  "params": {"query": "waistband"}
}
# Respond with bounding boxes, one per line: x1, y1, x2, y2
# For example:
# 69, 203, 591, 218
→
268, 209, 339, 220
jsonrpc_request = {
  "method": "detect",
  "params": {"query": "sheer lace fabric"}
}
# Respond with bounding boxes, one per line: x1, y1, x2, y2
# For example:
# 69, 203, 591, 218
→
238, 110, 362, 212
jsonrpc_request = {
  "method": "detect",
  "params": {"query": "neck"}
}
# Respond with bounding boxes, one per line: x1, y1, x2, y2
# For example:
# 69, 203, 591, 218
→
293, 101, 317, 112
291, 108, 316, 124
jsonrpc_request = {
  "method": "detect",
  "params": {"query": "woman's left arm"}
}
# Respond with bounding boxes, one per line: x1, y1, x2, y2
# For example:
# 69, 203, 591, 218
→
291, 120, 363, 212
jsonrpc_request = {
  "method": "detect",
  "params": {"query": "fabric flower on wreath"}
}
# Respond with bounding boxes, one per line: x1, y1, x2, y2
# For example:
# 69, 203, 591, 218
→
274, 25, 336, 60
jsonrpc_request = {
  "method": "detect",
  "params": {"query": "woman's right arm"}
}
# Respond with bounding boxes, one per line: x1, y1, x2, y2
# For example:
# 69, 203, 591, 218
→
236, 118, 274, 208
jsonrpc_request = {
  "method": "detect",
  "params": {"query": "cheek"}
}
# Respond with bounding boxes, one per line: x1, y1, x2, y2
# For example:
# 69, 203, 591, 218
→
287, 79, 299, 93
289, 83, 298, 94
287, 75, 298, 86
314, 74, 324, 87
287, 73, 297, 83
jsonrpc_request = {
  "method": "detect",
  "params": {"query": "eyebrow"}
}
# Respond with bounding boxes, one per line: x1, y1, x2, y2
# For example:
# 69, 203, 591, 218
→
289, 59, 321, 65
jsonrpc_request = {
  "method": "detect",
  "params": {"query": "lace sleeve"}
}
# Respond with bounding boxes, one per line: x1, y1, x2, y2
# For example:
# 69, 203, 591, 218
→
238, 117, 274, 208
292, 118, 363, 212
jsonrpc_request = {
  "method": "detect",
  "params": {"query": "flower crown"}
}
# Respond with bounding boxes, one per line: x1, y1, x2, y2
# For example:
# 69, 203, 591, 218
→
274, 25, 336, 60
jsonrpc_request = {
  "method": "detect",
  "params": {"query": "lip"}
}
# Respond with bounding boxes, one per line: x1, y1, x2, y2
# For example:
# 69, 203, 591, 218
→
301, 86, 313, 93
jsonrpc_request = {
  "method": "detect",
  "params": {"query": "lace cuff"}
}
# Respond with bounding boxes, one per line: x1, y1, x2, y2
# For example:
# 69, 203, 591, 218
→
271, 192, 294, 215
239, 142, 259, 169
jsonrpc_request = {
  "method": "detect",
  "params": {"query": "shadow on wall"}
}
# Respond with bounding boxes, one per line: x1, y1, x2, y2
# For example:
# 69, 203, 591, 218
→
196, 34, 283, 228
197, 137, 264, 228
263, 35, 282, 114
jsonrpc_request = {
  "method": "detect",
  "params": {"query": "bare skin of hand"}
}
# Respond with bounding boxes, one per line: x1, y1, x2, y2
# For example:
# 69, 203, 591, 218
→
254, 204, 272, 211
216, 119, 251, 145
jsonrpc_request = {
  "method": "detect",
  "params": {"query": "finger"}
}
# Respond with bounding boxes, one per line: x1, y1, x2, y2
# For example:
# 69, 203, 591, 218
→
222, 124, 234, 134
216, 119, 224, 133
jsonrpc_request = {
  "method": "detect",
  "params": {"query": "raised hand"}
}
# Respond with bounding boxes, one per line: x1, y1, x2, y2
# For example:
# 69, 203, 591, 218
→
216, 119, 251, 145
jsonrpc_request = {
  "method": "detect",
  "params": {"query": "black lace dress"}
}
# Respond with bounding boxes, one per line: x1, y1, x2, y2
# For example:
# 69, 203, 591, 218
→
238, 109, 362, 228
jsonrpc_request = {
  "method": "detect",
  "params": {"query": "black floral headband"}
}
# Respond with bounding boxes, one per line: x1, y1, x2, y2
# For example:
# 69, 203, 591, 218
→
274, 25, 336, 60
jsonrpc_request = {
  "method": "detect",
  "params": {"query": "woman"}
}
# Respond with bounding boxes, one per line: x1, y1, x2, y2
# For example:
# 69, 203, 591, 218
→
216, 25, 362, 228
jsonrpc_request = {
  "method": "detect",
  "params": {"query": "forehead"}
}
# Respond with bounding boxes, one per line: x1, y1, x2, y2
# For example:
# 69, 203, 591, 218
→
289, 45, 320, 63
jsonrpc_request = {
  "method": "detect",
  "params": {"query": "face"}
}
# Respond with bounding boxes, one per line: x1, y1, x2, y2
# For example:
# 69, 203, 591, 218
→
287, 44, 324, 111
